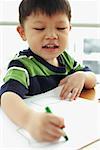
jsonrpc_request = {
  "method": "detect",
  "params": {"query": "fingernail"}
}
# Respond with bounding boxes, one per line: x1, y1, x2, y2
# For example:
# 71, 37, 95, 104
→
74, 97, 77, 100
60, 125, 65, 129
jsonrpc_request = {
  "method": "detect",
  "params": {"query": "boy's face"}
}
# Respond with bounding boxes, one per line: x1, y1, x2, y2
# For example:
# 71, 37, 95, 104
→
17, 12, 71, 65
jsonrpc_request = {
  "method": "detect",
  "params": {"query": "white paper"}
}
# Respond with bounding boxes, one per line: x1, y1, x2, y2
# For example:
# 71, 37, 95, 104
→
1, 86, 100, 150
24, 86, 72, 107
17, 86, 100, 149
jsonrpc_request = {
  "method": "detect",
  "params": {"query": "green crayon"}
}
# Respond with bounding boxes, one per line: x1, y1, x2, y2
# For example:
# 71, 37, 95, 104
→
45, 106, 68, 141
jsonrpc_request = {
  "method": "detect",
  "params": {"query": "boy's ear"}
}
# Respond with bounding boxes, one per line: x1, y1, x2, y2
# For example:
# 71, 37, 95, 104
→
69, 24, 72, 31
16, 25, 27, 41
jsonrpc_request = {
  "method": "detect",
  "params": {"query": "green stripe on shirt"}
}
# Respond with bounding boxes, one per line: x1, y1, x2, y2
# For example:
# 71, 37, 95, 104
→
19, 56, 66, 77
4, 67, 29, 88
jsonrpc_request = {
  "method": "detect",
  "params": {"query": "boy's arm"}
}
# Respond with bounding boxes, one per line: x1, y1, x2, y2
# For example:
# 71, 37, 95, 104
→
59, 71, 96, 100
1, 92, 65, 142
1, 92, 32, 129
83, 71, 96, 89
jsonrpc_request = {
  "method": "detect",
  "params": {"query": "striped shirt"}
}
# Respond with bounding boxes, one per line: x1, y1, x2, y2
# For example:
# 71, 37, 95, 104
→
0, 48, 91, 98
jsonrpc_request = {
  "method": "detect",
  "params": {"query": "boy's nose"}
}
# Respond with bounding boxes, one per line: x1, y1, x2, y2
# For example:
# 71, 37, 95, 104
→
45, 32, 58, 40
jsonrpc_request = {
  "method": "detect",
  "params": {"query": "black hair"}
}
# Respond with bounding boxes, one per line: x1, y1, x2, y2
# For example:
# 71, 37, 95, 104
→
19, 0, 71, 25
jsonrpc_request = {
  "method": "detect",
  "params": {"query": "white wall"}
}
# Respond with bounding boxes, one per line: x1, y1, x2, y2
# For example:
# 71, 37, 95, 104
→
0, 0, 100, 71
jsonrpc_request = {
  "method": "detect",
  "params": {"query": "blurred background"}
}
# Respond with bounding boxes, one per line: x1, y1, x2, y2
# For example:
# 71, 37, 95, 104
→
0, 0, 100, 77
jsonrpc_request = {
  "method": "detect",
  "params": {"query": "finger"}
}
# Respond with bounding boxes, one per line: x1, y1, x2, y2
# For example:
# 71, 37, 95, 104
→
49, 114, 64, 127
73, 88, 82, 100
59, 77, 68, 86
60, 85, 72, 100
70, 88, 79, 100
42, 131, 60, 142
67, 92, 72, 100
46, 123, 63, 138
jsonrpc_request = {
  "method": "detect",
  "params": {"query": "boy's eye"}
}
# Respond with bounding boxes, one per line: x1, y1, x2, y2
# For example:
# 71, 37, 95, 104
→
33, 28, 45, 31
57, 27, 67, 30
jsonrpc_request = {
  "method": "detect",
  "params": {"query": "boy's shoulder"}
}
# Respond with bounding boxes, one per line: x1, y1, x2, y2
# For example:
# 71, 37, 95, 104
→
13, 48, 33, 60
8, 48, 36, 72
61, 50, 74, 64
62, 50, 72, 59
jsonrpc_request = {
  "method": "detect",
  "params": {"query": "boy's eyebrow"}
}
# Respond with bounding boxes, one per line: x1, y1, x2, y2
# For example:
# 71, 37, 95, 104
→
32, 21, 45, 25
33, 19, 45, 23
34, 21, 44, 23
56, 21, 68, 24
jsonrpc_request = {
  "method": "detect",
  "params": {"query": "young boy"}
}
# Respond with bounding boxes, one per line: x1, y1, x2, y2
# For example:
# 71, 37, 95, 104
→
0, 0, 96, 142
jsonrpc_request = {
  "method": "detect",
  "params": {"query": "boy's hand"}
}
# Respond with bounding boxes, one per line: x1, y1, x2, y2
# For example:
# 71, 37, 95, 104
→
26, 110, 65, 142
59, 71, 86, 100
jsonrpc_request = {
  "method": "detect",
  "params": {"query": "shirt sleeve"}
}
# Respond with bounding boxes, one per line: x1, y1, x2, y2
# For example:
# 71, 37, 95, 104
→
0, 60, 29, 98
62, 51, 91, 74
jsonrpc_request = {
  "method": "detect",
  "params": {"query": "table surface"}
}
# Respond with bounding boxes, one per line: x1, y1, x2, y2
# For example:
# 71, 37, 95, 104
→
80, 84, 100, 149
80, 84, 100, 101
0, 85, 100, 149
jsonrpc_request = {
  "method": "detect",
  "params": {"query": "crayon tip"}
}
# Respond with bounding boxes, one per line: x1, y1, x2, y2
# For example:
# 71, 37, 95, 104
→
64, 135, 68, 141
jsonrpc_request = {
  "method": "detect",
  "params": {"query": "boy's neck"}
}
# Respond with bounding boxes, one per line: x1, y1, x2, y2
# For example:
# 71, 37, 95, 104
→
47, 58, 59, 67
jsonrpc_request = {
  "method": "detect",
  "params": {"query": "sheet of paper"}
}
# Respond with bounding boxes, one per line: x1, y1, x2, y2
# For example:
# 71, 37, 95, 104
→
17, 86, 100, 150
1, 86, 100, 149
24, 85, 71, 107
0, 109, 31, 148
81, 140, 100, 150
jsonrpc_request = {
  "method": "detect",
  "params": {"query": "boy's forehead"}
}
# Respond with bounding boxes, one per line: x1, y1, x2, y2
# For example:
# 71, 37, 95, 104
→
23, 12, 70, 26
25, 12, 70, 25
30, 12, 69, 21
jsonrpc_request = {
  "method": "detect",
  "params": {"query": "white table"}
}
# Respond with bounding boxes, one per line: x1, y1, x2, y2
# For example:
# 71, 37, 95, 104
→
0, 86, 100, 150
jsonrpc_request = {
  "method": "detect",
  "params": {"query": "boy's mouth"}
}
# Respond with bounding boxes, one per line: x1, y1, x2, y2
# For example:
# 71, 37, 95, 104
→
42, 44, 59, 49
